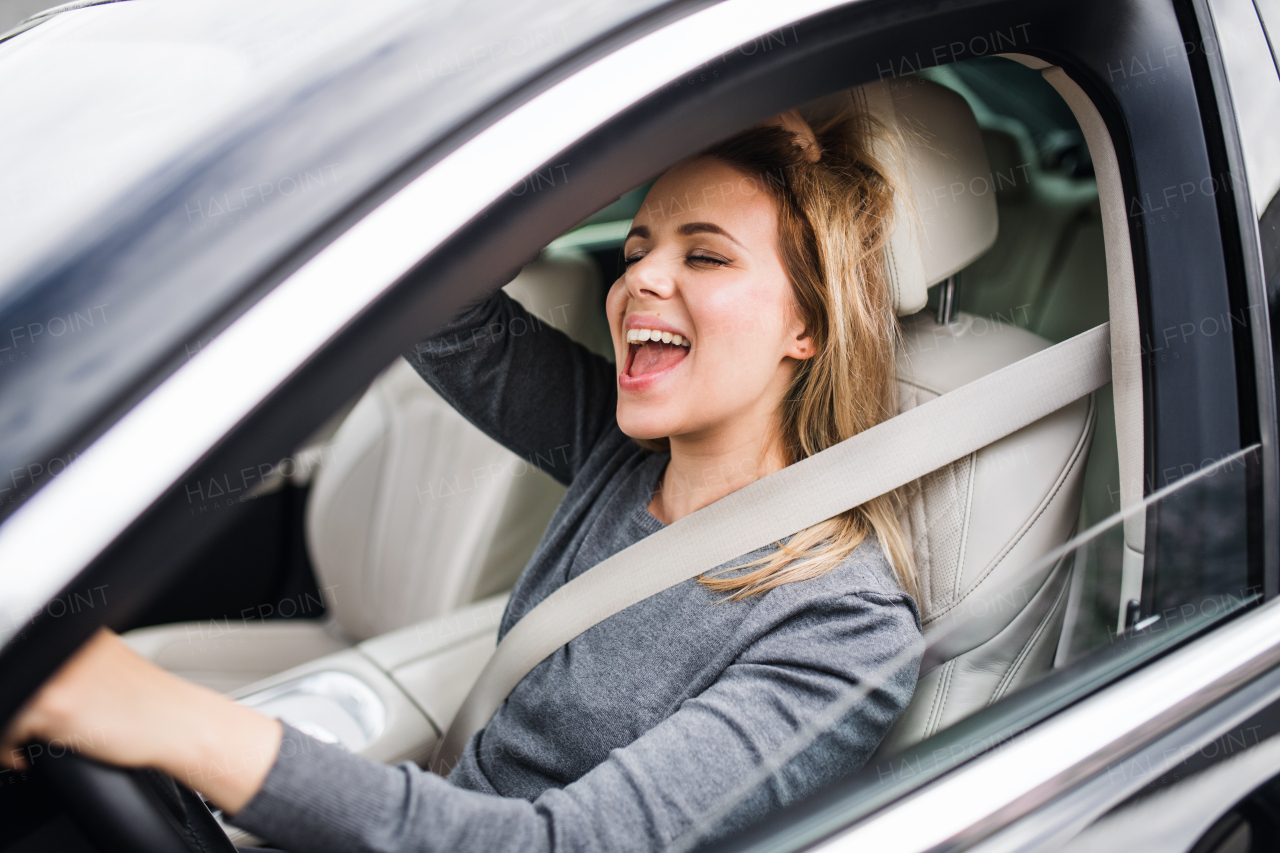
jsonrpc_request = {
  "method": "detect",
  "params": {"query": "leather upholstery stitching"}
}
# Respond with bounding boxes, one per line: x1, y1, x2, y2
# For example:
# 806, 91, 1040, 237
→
886, 244, 902, 313
925, 659, 954, 738
926, 407, 1089, 625
897, 377, 947, 399
951, 452, 977, 602
923, 392, 1096, 625
991, 556, 1072, 703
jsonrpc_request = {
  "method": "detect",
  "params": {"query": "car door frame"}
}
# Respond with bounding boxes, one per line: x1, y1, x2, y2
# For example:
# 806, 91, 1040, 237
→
0, 0, 1274, 847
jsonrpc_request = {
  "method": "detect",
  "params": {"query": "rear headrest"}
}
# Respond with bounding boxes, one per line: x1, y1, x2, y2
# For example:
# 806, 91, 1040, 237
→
801, 75, 998, 316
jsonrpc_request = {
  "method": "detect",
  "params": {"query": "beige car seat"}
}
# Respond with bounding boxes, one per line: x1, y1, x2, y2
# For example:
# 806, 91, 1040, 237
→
124, 250, 610, 692
924, 65, 1116, 557
805, 75, 1098, 752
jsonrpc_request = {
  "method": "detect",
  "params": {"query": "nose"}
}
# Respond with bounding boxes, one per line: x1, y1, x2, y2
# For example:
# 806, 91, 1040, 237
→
624, 255, 676, 301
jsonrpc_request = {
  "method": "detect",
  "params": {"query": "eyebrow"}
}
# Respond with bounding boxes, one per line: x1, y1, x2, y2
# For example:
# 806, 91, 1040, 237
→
678, 222, 744, 248
623, 222, 744, 248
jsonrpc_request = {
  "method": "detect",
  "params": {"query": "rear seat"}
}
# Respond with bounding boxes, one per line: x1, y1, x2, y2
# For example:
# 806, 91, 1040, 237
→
958, 125, 1102, 336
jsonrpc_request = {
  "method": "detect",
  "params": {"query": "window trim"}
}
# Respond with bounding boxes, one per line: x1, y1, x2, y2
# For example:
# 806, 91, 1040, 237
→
976, 659, 1280, 851
819, 568, 1280, 853
1203, 0, 1280, 220
1190, 0, 1280, 603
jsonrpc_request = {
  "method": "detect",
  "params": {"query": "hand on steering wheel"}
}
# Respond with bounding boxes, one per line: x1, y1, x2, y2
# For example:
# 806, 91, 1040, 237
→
1, 629, 282, 849
35, 746, 238, 853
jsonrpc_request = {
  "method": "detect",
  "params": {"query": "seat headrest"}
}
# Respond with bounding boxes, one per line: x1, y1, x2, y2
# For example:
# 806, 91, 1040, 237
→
801, 75, 998, 316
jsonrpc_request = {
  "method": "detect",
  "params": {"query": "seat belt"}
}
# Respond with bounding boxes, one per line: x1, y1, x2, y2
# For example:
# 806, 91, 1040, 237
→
430, 322, 1112, 773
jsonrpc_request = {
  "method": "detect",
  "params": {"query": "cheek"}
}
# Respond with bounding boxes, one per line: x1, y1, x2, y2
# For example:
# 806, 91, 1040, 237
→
605, 280, 624, 321
604, 282, 627, 344
691, 282, 791, 362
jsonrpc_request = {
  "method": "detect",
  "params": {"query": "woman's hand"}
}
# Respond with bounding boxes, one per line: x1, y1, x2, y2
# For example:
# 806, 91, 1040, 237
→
0, 628, 281, 815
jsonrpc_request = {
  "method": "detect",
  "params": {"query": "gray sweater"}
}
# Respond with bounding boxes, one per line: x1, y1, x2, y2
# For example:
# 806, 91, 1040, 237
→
232, 291, 923, 853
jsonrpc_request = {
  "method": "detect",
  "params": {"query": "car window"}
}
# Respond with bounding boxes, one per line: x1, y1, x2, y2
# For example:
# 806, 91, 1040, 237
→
241, 54, 1254, 852
678, 448, 1258, 853
0, 0, 1260, 839
297, 58, 1254, 849
640, 58, 1257, 848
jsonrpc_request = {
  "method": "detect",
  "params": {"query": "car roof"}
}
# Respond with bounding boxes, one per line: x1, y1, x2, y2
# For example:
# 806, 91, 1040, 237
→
0, 0, 670, 524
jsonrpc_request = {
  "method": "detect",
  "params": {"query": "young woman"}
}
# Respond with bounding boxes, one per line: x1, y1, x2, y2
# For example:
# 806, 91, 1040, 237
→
2, 107, 924, 852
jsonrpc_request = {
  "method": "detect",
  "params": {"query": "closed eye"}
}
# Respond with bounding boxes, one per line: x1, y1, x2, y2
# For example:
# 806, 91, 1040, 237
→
687, 253, 729, 267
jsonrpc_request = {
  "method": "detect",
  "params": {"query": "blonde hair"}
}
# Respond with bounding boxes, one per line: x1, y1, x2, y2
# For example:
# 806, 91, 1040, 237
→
644, 108, 917, 600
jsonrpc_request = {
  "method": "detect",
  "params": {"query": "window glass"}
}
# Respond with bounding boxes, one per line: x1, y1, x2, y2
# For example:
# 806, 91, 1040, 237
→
634, 57, 1255, 847
528, 56, 1261, 851
682, 449, 1258, 852
1263, 193, 1280, 412
83, 50, 1259, 853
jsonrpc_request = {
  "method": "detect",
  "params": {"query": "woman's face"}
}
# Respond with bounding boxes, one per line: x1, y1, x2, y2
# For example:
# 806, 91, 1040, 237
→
607, 157, 813, 446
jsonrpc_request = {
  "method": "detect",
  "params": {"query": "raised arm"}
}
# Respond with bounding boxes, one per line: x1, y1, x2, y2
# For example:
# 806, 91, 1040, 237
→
229, 591, 922, 853
406, 287, 618, 485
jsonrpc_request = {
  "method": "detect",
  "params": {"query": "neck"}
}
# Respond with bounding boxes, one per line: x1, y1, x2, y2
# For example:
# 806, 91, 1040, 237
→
648, 415, 788, 525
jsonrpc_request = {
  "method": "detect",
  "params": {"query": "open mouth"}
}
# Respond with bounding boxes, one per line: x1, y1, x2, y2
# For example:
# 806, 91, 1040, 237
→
623, 327, 690, 379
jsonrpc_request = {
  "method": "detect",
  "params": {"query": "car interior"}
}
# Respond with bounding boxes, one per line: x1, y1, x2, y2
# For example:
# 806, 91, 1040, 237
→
108, 55, 1127, 807
3, 0, 1279, 843
1, 7, 1273, 845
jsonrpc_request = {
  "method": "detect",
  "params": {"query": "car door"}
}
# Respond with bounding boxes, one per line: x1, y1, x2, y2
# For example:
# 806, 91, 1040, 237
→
0, 0, 1275, 849
694, 1, 1280, 851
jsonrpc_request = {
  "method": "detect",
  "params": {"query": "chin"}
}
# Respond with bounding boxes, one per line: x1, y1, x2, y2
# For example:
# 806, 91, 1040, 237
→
615, 409, 678, 443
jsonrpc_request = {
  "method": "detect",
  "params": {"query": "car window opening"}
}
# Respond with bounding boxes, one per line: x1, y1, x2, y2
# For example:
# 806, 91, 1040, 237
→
3, 41, 1263, 853
135, 58, 1138, 831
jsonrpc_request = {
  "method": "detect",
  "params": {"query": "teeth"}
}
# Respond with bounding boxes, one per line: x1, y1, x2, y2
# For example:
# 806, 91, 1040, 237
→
626, 328, 691, 346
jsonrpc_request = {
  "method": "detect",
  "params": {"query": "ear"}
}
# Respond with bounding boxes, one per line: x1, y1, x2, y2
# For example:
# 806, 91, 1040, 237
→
785, 330, 816, 361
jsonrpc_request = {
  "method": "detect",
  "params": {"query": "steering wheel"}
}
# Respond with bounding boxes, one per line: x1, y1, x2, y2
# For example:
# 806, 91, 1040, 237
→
34, 744, 238, 853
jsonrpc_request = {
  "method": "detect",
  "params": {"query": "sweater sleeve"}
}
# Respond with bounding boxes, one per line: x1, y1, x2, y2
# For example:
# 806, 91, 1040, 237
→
229, 592, 923, 853
404, 288, 618, 485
